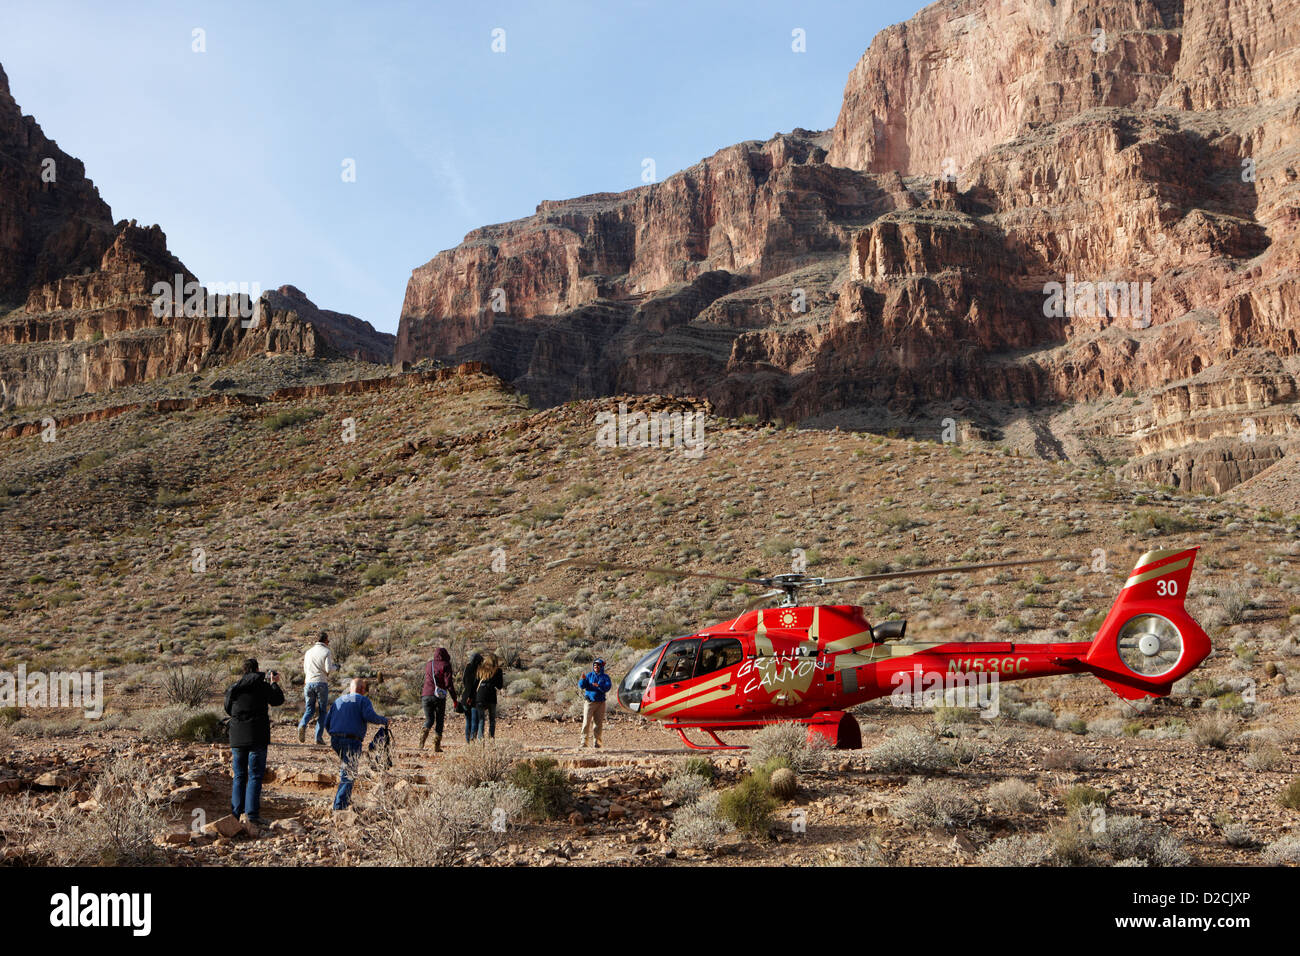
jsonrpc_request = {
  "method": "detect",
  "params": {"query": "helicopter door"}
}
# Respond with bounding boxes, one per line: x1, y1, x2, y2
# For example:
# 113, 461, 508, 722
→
638, 638, 701, 715
654, 639, 701, 691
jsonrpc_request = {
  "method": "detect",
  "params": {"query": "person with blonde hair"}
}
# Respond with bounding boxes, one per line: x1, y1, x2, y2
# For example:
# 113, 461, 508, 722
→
472, 652, 505, 740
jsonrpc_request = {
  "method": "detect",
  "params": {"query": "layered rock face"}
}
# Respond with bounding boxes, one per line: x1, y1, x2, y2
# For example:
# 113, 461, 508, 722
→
0, 63, 394, 408
397, 0, 1300, 493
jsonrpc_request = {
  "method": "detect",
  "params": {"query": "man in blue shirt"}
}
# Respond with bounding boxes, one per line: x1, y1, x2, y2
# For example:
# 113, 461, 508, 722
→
324, 678, 389, 810
578, 657, 613, 749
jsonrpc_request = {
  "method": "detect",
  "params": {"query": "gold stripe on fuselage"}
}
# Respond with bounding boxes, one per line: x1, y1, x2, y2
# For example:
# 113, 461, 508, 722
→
641, 670, 733, 715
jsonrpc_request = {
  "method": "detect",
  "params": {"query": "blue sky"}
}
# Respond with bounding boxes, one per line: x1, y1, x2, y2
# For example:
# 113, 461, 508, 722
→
2, 0, 926, 334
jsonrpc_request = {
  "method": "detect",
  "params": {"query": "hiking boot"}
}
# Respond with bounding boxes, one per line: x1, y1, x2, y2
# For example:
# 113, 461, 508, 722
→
298, 725, 306, 743
418, 727, 430, 750
247, 816, 270, 828
434, 735, 442, 753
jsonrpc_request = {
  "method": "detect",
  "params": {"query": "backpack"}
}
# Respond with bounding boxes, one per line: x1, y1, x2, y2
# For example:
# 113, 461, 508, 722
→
368, 725, 394, 769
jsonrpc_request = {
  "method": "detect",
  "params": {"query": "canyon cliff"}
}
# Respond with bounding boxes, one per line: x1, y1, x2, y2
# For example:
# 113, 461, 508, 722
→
396, 0, 1300, 493
0, 63, 393, 408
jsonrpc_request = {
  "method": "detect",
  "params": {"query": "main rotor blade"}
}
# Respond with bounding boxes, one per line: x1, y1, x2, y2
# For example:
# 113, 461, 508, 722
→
821, 555, 1082, 586
561, 559, 769, 588
743, 589, 786, 611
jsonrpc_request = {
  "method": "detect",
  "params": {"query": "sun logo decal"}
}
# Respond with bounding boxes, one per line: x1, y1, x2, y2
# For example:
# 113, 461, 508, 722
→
780, 610, 797, 627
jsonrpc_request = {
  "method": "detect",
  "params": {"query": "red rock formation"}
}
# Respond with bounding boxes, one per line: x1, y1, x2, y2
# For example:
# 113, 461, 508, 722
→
0, 63, 393, 407
396, 0, 1300, 492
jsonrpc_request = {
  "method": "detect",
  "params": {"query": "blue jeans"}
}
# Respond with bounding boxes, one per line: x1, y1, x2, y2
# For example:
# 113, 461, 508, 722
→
330, 738, 363, 810
464, 706, 476, 742
230, 747, 267, 818
299, 682, 329, 742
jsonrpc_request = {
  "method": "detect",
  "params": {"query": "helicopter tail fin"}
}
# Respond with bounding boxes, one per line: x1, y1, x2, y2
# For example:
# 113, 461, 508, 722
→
1082, 548, 1211, 700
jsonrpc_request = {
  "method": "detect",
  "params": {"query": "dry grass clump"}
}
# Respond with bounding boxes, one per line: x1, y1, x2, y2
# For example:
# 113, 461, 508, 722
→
896, 778, 978, 830
1191, 712, 1234, 749
161, 667, 219, 708
747, 721, 817, 773
986, 778, 1038, 814
440, 739, 523, 788
670, 791, 734, 850
868, 726, 957, 772
0, 754, 165, 865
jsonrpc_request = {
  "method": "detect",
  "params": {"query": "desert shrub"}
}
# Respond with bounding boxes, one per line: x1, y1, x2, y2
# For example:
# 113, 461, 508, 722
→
507, 758, 571, 820
174, 711, 224, 743
868, 725, 956, 772
826, 832, 891, 866
1262, 834, 1300, 864
343, 771, 527, 865
670, 792, 734, 849
1223, 823, 1255, 848
978, 834, 1055, 866
896, 778, 978, 830
1062, 784, 1110, 813
1246, 738, 1284, 771
161, 667, 218, 708
1043, 748, 1093, 771
333, 620, 370, 663
1191, 712, 1234, 749
263, 406, 323, 430
0, 706, 22, 725
987, 778, 1037, 814
680, 755, 715, 782
1094, 814, 1191, 866
717, 772, 778, 837
1219, 586, 1253, 625
1122, 509, 1192, 534
747, 721, 816, 772
1279, 775, 1300, 810
663, 771, 708, 806
1018, 707, 1056, 727
139, 704, 204, 742
21, 755, 166, 866
440, 739, 522, 788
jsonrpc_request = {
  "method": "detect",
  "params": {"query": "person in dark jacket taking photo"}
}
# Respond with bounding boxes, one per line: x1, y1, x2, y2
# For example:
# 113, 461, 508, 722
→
224, 658, 284, 827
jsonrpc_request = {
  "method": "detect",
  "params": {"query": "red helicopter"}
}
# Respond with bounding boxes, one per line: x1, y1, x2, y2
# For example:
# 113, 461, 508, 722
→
567, 548, 1211, 750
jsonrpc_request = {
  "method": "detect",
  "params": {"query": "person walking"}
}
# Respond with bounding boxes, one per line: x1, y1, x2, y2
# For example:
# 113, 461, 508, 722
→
323, 677, 388, 811
461, 651, 483, 743
473, 652, 504, 740
419, 647, 458, 752
224, 658, 284, 827
578, 657, 612, 749
298, 631, 334, 745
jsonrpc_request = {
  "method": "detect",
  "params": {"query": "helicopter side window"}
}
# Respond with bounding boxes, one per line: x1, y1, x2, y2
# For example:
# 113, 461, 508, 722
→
695, 637, 744, 677
655, 639, 701, 683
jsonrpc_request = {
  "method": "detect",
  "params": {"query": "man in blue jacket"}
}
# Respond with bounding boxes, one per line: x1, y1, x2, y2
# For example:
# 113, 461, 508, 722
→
324, 678, 389, 810
578, 657, 613, 749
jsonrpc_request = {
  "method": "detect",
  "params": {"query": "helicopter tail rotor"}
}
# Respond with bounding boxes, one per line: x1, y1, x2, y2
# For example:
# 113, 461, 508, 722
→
1083, 548, 1210, 699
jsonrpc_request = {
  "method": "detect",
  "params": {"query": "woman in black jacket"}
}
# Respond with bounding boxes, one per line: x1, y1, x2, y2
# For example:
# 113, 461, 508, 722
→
474, 653, 505, 740
462, 652, 483, 743
223, 658, 284, 826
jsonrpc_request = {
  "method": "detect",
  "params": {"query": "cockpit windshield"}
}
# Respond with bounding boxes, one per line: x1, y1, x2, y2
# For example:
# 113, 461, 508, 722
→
617, 642, 668, 711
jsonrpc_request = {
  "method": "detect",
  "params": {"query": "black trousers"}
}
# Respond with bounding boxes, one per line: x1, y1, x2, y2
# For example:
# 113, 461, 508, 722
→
421, 695, 447, 734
